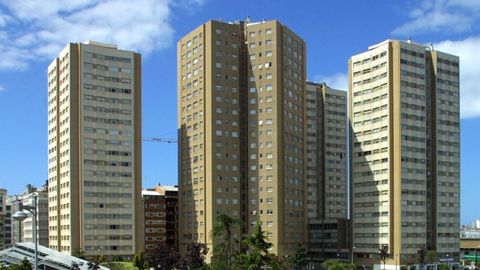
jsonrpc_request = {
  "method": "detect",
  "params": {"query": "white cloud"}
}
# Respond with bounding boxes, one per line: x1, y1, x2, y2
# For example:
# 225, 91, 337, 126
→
0, 0, 203, 70
434, 37, 480, 118
313, 73, 348, 91
392, 0, 480, 36
316, 36, 480, 119
0, 85, 4, 91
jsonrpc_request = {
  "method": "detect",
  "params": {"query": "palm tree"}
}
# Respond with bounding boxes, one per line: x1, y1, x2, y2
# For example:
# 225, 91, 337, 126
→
210, 213, 243, 268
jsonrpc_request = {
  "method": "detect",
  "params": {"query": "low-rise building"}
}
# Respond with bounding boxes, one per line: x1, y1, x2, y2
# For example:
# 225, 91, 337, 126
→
142, 185, 178, 253
7, 183, 48, 246
0, 188, 7, 247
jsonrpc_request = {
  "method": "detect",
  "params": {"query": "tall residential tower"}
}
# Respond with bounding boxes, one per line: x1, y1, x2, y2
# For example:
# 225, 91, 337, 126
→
177, 19, 306, 259
305, 82, 348, 260
349, 40, 460, 267
47, 41, 143, 257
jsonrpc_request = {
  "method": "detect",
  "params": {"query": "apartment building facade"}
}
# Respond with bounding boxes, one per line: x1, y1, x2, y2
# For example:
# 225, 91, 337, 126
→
7, 184, 49, 246
305, 82, 348, 260
348, 40, 460, 267
142, 185, 178, 253
0, 188, 6, 247
47, 41, 143, 257
177, 19, 307, 259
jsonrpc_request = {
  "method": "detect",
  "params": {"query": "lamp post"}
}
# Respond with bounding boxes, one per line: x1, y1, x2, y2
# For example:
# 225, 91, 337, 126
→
13, 195, 38, 270
446, 254, 449, 270
351, 246, 356, 265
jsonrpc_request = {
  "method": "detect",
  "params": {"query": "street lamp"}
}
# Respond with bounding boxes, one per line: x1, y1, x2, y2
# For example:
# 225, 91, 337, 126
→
13, 195, 38, 270
351, 246, 356, 265
446, 254, 449, 270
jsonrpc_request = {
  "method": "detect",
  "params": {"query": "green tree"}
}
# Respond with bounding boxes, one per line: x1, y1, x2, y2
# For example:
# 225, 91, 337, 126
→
210, 213, 243, 269
146, 246, 180, 270
8, 258, 32, 270
178, 243, 208, 270
234, 222, 285, 270
323, 260, 355, 270
290, 244, 308, 270
133, 252, 146, 270
72, 249, 87, 260
112, 255, 124, 262
439, 264, 448, 270
425, 250, 438, 264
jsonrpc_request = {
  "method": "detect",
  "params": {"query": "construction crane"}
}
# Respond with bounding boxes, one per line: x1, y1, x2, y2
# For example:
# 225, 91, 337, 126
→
142, 137, 178, 144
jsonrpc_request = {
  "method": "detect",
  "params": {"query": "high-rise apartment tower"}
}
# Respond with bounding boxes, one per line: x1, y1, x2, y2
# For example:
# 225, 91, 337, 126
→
349, 40, 460, 267
47, 41, 143, 257
177, 19, 306, 259
305, 82, 348, 260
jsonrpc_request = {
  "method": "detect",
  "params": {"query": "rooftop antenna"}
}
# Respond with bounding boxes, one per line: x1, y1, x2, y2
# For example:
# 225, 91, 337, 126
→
246, 16, 251, 23
407, 34, 412, 43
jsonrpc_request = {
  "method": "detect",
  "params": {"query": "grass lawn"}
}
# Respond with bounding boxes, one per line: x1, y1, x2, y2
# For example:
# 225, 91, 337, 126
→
101, 261, 139, 270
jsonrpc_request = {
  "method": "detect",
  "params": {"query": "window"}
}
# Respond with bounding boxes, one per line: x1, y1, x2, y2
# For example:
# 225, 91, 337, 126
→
266, 28, 272, 35
216, 63, 222, 68
215, 29, 222, 34
266, 51, 272, 57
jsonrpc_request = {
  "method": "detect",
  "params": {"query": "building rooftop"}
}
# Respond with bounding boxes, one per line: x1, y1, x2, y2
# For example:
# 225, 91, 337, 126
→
367, 39, 428, 50
82, 40, 118, 49
0, 242, 109, 270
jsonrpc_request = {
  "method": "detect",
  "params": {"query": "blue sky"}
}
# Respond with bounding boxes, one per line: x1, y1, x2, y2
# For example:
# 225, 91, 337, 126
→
0, 0, 479, 224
